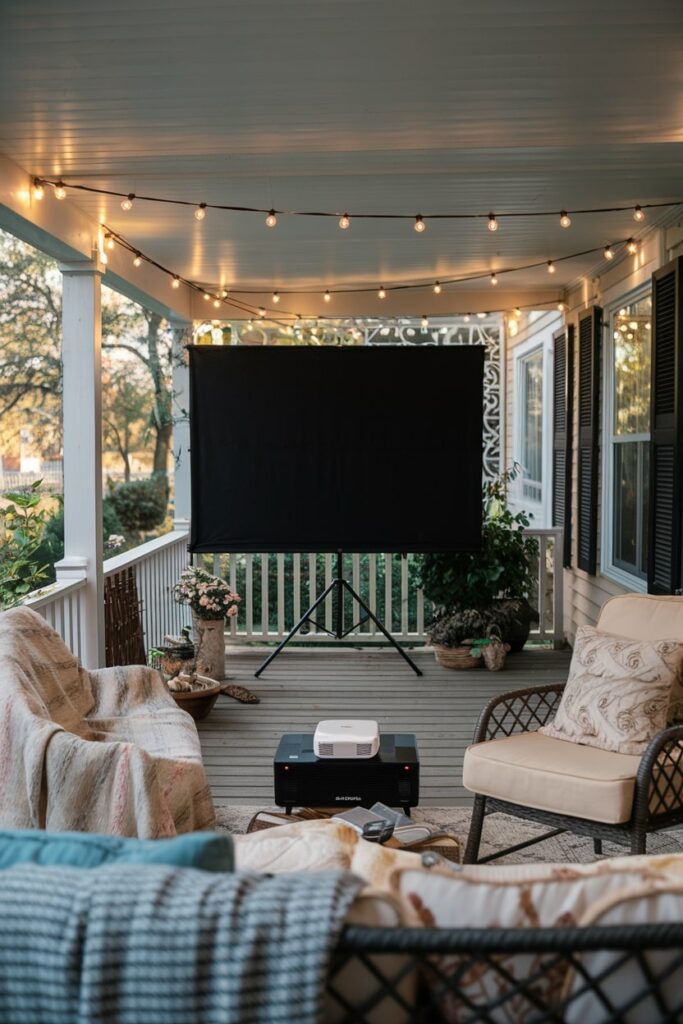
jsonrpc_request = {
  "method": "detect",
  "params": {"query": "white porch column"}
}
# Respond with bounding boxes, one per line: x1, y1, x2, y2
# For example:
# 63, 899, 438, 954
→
55, 255, 105, 668
171, 321, 193, 531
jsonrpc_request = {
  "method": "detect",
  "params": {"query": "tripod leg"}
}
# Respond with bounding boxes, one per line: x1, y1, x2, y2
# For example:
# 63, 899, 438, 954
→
254, 580, 337, 677
341, 580, 423, 676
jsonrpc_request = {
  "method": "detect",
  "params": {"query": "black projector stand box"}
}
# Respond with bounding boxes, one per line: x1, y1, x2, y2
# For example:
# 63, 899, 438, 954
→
274, 733, 419, 815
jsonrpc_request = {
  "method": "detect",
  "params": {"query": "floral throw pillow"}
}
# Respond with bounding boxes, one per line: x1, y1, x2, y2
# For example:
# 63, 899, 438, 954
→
539, 625, 683, 755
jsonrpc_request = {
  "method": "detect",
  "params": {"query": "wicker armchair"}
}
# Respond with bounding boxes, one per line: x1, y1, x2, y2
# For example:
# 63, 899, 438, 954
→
463, 595, 683, 864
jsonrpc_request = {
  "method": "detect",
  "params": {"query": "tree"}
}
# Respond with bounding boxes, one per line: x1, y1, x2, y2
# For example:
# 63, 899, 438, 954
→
102, 357, 153, 481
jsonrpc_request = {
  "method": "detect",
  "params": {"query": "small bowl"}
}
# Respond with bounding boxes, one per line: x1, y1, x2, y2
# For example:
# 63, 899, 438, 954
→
169, 674, 221, 720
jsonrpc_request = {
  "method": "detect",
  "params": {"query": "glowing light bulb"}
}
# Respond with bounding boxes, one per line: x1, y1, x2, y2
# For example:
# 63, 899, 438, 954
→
463, 314, 471, 323
633, 205, 645, 222
203, 291, 210, 301
514, 307, 521, 318
54, 182, 67, 200
414, 215, 426, 233
559, 210, 571, 228
557, 302, 566, 312
604, 244, 614, 261
324, 290, 331, 302
272, 291, 280, 304
133, 253, 142, 267
194, 203, 207, 221
477, 312, 486, 318
247, 319, 253, 329
213, 298, 220, 308
105, 234, 115, 251
421, 315, 429, 328
626, 238, 638, 255
376, 286, 386, 299
258, 307, 265, 318
171, 276, 180, 289
121, 193, 135, 211
547, 260, 556, 274
339, 213, 350, 229
32, 178, 44, 200
433, 281, 441, 294
487, 213, 498, 232
490, 272, 498, 285
265, 209, 277, 227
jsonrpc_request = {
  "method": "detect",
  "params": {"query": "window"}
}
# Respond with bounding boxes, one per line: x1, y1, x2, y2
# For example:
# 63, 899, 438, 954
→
604, 292, 652, 584
519, 347, 544, 503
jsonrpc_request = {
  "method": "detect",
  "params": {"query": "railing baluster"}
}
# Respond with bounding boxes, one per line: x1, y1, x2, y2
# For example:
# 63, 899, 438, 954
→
277, 553, 285, 638
229, 554, 238, 640
246, 554, 254, 637
385, 554, 393, 635
324, 552, 333, 633
537, 535, 548, 641
308, 553, 316, 635
261, 553, 269, 637
400, 555, 409, 638
368, 553, 377, 635
352, 553, 361, 633
292, 553, 301, 631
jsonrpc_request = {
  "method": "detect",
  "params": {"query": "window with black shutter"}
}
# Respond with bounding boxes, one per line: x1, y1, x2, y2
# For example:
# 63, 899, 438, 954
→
648, 256, 683, 594
552, 325, 573, 567
577, 306, 601, 574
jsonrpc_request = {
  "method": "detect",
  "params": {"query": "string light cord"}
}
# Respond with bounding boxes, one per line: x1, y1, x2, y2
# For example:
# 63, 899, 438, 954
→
39, 177, 681, 226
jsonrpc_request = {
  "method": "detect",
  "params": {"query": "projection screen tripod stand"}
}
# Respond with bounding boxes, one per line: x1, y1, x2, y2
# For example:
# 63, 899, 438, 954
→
254, 550, 422, 677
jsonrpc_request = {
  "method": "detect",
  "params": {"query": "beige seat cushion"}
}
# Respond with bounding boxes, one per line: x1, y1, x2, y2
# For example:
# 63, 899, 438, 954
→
463, 730, 641, 823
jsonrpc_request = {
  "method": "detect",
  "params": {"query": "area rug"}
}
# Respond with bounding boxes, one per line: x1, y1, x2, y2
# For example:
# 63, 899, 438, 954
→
214, 804, 683, 865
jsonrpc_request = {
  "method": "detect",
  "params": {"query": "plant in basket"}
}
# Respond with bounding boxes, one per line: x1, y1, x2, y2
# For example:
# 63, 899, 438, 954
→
417, 465, 539, 655
428, 607, 504, 670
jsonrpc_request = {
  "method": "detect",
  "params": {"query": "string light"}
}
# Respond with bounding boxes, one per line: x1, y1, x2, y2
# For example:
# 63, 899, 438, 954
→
463, 314, 471, 322
194, 203, 207, 221
558, 301, 566, 312
378, 286, 386, 299
421, 315, 429, 328
54, 181, 67, 200
105, 233, 115, 251
560, 211, 571, 228
258, 307, 265, 318
339, 213, 350, 229
604, 244, 614, 260
477, 312, 487, 318
414, 215, 426, 233
547, 260, 555, 274
633, 205, 645, 222
324, 290, 331, 302
213, 298, 221, 308
490, 272, 498, 285
265, 209, 277, 228
121, 193, 135, 211
31, 178, 44, 200
626, 238, 638, 254
272, 291, 280, 304
171, 276, 180, 289
514, 307, 521, 317
132, 252, 142, 267
487, 213, 498, 232
433, 281, 441, 294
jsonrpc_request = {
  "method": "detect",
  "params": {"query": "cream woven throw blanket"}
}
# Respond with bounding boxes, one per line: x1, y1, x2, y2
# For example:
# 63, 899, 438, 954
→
0, 607, 215, 837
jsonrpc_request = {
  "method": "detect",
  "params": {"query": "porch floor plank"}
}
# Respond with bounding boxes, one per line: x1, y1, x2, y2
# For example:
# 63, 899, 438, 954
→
198, 646, 571, 807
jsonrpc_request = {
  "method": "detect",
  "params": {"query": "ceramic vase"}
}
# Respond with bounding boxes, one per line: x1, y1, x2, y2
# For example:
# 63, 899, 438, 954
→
192, 613, 225, 681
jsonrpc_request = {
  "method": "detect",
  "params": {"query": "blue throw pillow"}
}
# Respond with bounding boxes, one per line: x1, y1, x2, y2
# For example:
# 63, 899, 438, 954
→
0, 829, 233, 872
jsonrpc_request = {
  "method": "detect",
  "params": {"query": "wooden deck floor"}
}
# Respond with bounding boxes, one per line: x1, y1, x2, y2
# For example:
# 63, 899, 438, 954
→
198, 645, 571, 807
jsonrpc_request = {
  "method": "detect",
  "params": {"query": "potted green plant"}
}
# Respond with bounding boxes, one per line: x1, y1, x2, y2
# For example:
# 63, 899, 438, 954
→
417, 466, 539, 653
428, 608, 494, 670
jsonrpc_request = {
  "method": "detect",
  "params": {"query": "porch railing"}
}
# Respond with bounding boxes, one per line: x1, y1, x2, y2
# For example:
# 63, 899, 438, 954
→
25, 529, 191, 656
24, 526, 564, 659
205, 527, 564, 649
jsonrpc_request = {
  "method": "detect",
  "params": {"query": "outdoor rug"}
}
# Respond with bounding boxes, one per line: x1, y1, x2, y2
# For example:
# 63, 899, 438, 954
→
214, 804, 683, 865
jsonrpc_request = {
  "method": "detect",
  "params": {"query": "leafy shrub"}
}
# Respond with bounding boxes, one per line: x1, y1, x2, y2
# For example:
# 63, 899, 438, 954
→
429, 607, 500, 647
0, 481, 49, 608
417, 466, 539, 614
108, 476, 167, 534
33, 497, 126, 582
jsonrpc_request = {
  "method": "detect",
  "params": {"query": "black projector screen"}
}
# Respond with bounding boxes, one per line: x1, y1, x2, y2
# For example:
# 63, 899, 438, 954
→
189, 345, 484, 554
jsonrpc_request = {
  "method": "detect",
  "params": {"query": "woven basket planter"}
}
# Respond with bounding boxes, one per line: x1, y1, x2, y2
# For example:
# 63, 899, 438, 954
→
432, 643, 482, 670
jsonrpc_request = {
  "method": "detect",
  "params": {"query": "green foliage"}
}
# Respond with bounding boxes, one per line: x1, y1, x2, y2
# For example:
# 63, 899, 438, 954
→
108, 476, 167, 534
33, 497, 126, 582
0, 480, 50, 608
416, 466, 539, 614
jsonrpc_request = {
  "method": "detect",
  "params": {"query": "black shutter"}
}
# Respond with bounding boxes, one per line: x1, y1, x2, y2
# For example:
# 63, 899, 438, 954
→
552, 325, 574, 567
577, 306, 601, 574
648, 257, 683, 594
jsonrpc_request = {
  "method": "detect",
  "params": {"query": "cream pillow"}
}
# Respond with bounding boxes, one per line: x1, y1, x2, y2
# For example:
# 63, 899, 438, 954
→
539, 625, 683, 754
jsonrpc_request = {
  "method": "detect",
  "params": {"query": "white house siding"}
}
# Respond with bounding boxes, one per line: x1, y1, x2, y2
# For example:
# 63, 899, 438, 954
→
505, 220, 683, 644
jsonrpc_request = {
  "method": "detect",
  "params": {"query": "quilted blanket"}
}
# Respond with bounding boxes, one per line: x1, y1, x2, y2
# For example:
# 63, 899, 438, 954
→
0, 607, 215, 837
0, 862, 363, 1023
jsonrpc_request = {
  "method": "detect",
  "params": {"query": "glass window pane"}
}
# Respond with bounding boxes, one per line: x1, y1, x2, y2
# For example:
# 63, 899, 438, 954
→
613, 295, 652, 436
521, 348, 543, 501
613, 442, 639, 574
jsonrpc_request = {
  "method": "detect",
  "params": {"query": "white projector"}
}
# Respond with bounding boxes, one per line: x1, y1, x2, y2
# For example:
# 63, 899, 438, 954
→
313, 720, 380, 759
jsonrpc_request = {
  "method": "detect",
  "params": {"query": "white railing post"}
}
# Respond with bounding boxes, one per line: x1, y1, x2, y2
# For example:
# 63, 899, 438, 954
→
171, 321, 193, 531
56, 253, 105, 668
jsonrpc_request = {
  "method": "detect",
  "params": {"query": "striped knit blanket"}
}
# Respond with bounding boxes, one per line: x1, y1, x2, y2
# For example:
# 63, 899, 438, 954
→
0, 863, 363, 1023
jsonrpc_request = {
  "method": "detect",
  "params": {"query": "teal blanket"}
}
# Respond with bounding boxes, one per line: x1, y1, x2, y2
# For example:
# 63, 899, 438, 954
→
0, 863, 362, 1023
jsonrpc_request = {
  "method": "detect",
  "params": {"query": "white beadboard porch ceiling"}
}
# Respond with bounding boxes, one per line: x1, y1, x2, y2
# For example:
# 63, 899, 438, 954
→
0, 0, 682, 303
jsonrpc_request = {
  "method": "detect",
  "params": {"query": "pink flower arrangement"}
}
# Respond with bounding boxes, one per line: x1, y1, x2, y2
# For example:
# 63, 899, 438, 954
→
173, 566, 241, 621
